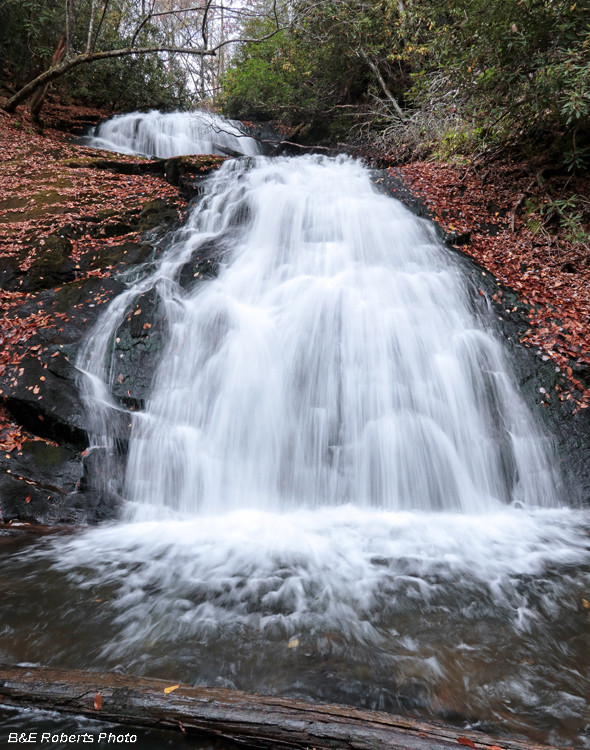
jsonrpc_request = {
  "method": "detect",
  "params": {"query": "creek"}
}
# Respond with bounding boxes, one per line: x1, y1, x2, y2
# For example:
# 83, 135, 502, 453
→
2, 113, 590, 749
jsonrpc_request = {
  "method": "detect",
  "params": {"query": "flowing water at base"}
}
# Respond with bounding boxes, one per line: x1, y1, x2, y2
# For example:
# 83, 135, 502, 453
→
2, 153, 589, 747
1, 508, 590, 747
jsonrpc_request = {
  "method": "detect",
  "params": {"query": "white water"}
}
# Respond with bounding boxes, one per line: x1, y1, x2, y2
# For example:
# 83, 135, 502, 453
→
62, 148, 590, 744
89, 110, 261, 158
80, 154, 558, 515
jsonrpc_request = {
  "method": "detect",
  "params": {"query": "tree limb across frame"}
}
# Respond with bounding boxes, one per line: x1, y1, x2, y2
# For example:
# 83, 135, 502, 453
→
2, 4, 289, 115
0, 664, 556, 750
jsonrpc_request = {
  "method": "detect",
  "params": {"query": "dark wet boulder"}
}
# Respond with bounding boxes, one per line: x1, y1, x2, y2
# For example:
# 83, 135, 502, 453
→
178, 256, 219, 290
26, 236, 77, 292
0, 256, 21, 291
110, 289, 164, 409
0, 350, 88, 449
446, 230, 471, 246
46, 276, 127, 346
135, 198, 179, 233
0, 441, 83, 524
77, 240, 156, 276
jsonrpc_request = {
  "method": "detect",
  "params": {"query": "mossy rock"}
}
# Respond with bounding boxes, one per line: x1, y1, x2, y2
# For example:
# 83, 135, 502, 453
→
136, 199, 179, 232
26, 235, 76, 292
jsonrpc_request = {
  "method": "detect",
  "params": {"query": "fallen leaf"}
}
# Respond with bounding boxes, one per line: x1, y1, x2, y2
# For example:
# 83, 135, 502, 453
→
582, 599, 590, 609
25, 495, 32, 503
94, 692, 102, 710
457, 739, 476, 748
287, 638, 300, 649
164, 684, 180, 694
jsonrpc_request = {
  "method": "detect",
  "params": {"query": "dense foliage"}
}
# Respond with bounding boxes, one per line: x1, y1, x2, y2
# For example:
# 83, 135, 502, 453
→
221, 0, 590, 161
0, 0, 190, 111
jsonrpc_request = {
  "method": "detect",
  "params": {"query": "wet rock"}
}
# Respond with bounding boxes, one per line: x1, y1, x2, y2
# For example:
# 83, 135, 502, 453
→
572, 361, 590, 388
26, 236, 77, 292
1, 235, 77, 294
0, 472, 68, 524
0, 350, 88, 449
446, 230, 471, 246
47, 276, 127, 345
161, 155, 227, 200
2, 440, 81, 492
178, 256, 219, 290
65, 153, 226, 201
0, 441, 83, 524
78, 240, 156, 275
110, 289, 164, 409
136, 198, 179, 233
0, 256, 22, 290
79, 444, 126, 495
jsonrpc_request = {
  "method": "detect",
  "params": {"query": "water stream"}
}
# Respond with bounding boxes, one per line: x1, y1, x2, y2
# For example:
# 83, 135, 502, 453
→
2, 120, 590, 748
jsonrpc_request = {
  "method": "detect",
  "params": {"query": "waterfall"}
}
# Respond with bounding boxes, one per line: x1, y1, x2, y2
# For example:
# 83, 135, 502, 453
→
88, 110, 261, 158
77, 154, 559, 515
11, 140, 588, 748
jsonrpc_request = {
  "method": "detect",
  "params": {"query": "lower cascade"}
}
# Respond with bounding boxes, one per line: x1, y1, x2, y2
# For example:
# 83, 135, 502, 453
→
3, 153, 590, 749
81, 155, 558, 515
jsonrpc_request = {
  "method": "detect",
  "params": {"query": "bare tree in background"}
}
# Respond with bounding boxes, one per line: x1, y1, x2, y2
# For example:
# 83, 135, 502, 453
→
2, 0, 288, 117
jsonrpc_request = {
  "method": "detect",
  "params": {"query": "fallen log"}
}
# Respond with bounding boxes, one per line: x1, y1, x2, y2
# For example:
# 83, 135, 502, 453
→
0, 664, 556, 750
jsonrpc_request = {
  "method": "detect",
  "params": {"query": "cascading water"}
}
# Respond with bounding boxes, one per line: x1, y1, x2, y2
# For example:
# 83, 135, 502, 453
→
88, 110, 260, 157
79, 155, 558, 515
2, 137, 590, 748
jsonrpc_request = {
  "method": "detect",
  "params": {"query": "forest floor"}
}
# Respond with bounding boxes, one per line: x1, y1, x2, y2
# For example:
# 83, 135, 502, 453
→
1, 100, 589, 458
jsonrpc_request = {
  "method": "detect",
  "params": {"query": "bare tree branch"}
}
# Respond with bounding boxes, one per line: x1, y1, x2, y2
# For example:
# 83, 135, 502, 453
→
359, 49, 404, 119
3, 22, 289, 114
91, 0, 111, 53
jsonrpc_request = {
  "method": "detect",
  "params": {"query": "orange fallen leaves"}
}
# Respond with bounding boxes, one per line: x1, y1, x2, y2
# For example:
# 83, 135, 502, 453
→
394, 160, 590, 410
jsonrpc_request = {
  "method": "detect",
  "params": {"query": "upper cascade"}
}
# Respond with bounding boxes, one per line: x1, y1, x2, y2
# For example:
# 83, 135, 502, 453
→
88, 110, 262, 158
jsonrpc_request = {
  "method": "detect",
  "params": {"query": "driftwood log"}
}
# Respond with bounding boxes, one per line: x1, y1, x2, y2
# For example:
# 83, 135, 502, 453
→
0, 664, 556, 750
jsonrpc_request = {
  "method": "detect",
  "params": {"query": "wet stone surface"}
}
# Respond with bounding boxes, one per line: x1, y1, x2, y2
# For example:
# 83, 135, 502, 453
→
110, 289, 165, 410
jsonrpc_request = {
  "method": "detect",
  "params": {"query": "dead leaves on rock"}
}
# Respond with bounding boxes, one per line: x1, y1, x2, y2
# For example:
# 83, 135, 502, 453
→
394, 160, 590, 411
0, 102, 189, 453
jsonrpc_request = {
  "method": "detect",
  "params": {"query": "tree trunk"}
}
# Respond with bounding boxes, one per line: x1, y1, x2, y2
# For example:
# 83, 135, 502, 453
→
28, 34, 67, 124
0, 664, 553, 750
